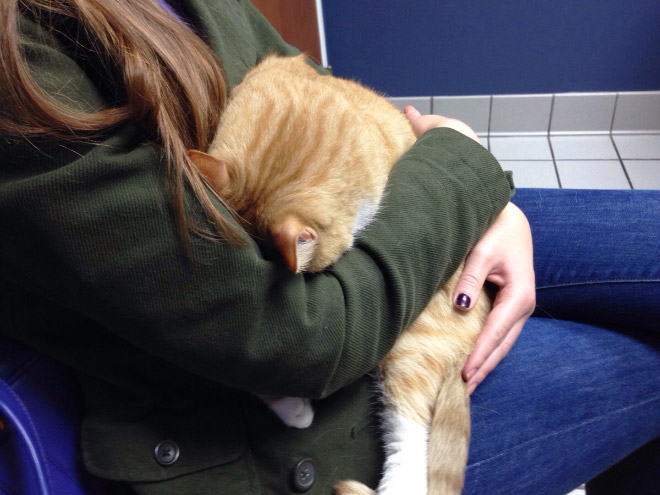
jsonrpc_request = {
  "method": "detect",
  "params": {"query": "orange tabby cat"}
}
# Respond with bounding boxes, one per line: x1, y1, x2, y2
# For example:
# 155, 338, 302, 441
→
190, 54, 490, 495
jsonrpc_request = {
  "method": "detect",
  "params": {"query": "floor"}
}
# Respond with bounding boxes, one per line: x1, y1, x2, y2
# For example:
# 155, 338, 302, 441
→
390, 91, 660, 495
389, 91, 660, 190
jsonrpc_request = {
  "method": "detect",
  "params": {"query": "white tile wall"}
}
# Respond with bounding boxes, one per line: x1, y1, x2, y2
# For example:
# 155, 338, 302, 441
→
556, 160, 631, 189
387, 91, 660, 190
551, 93, 617, 134
550, 135, 618, 160
624, 160, 660, 189
614, 135, 660, 159
432, 95, 490, 135
490, 136, 553, 160
490, 94, 553, 135
499, 161, 559, 188
612, 92, 660, 132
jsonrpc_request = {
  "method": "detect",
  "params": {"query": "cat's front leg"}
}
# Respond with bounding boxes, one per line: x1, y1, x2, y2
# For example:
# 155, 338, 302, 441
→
260, 395, 314, 428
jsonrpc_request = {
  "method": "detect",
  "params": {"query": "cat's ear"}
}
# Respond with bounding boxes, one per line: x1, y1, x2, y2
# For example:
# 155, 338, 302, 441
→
271, 216, 318, 273
188, 150, 230, 189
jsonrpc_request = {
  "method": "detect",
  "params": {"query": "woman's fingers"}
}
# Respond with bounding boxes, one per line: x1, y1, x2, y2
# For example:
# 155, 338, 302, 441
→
403, 106, 481, 143
404, 105, 443, 136
455, 203, 536, 389
453, 248, 491, 311
462, 282, 535, 390
466, 318, 526, 394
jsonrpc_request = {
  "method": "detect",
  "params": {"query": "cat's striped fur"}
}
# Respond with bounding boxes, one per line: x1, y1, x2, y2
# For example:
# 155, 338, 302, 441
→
190, 54, 489, 495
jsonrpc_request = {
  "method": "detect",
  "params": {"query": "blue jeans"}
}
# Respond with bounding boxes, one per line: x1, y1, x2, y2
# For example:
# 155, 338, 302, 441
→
463, 189, 660, 495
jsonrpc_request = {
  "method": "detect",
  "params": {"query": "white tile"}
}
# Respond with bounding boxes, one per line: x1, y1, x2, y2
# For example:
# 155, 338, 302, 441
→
624, 160, 660, 189
613, 134, 660, 159
550, 135, 618, 160
432, 96, 491, 134
556, 160, 631, 189
490, 136, 553, 161
551, 93, 617, 133
387, 96, 432, 114
490, 94, 553, 135
500, 161, 559, 188
613, 91, 660, 132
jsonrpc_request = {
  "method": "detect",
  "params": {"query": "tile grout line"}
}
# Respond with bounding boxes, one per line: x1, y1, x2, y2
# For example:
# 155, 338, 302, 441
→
547, 94, 564, 188
484, 95, 493, 152
609, 93, 619, 134
548, 93, 555, 135
609, 93, 634, 189
547, 134, 563, 188
546, 95, 562, 188
610, 135, 634, 189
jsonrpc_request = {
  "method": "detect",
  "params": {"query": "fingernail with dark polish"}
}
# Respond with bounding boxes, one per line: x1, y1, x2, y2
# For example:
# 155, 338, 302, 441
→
456, 293, 471, 309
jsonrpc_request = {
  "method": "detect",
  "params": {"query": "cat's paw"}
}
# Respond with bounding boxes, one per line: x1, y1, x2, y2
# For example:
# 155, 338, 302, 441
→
334, 480, 375, 495
269, 397, 314, 428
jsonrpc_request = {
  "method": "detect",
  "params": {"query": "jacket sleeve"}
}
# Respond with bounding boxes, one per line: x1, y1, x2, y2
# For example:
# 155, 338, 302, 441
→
0, 6, 513, 400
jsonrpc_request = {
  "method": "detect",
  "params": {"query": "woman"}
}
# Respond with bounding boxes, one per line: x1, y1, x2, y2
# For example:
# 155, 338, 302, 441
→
0, 1, 657, 494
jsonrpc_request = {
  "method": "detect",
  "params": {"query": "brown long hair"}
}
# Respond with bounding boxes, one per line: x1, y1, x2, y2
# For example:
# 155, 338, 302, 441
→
0, 0, 243, 244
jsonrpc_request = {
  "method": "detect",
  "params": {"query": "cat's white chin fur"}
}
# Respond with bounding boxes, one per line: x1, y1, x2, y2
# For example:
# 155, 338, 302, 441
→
267, 397, 314, 429
377, 409, 428, 495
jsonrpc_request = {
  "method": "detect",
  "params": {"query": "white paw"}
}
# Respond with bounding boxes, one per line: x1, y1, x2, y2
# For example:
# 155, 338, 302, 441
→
268, 397, 314, 428
378, 410, 429, 495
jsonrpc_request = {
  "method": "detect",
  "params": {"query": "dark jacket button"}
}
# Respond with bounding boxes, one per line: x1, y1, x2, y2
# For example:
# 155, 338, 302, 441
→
292, 458, 316, 492
154, 440, 180, 466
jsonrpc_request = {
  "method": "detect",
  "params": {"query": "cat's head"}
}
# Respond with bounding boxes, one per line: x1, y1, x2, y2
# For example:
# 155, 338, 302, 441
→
189, 150, 359, 273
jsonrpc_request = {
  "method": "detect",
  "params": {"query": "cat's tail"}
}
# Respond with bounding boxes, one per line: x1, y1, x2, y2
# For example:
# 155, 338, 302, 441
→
427, 364, 471, 495
334, 480, 375, 495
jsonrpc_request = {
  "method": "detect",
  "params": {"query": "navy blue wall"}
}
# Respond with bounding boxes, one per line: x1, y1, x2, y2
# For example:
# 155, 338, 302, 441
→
322, 0, 660, 96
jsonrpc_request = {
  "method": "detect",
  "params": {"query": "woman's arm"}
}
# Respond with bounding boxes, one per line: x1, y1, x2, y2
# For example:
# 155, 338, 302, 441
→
0, 5, 512, 399
405, 107, 535, 392
1, 129, 511, 401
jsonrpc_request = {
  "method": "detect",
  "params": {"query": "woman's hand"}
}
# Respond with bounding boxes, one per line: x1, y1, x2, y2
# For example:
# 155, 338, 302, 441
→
404, 106, 536, 394
404, 105, 482, 144
455, 202, 535, 394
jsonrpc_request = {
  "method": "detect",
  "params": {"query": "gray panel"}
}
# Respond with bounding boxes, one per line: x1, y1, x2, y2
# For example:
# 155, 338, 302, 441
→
432, 96, 491, 134
500, 161, 559, 188
550, 93, 617, 133
556, 161, 631, 189
624, 160, 660, 189
387, 97, 432, 114
550, 135, 618, 160
613, 134, 660, 159
612, 92, 660, 132
490, 94, 553, 135
489, 136, 553, 160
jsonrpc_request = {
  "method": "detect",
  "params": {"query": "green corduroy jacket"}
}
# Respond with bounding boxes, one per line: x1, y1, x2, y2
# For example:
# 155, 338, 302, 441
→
0, 0, 514, 493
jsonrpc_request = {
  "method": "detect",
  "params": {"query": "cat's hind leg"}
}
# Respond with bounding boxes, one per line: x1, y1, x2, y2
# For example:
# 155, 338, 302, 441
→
334, 480, 375, 495
375, 405, 429, 495
427, 365, 471, 495
332, 395, 431, 495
